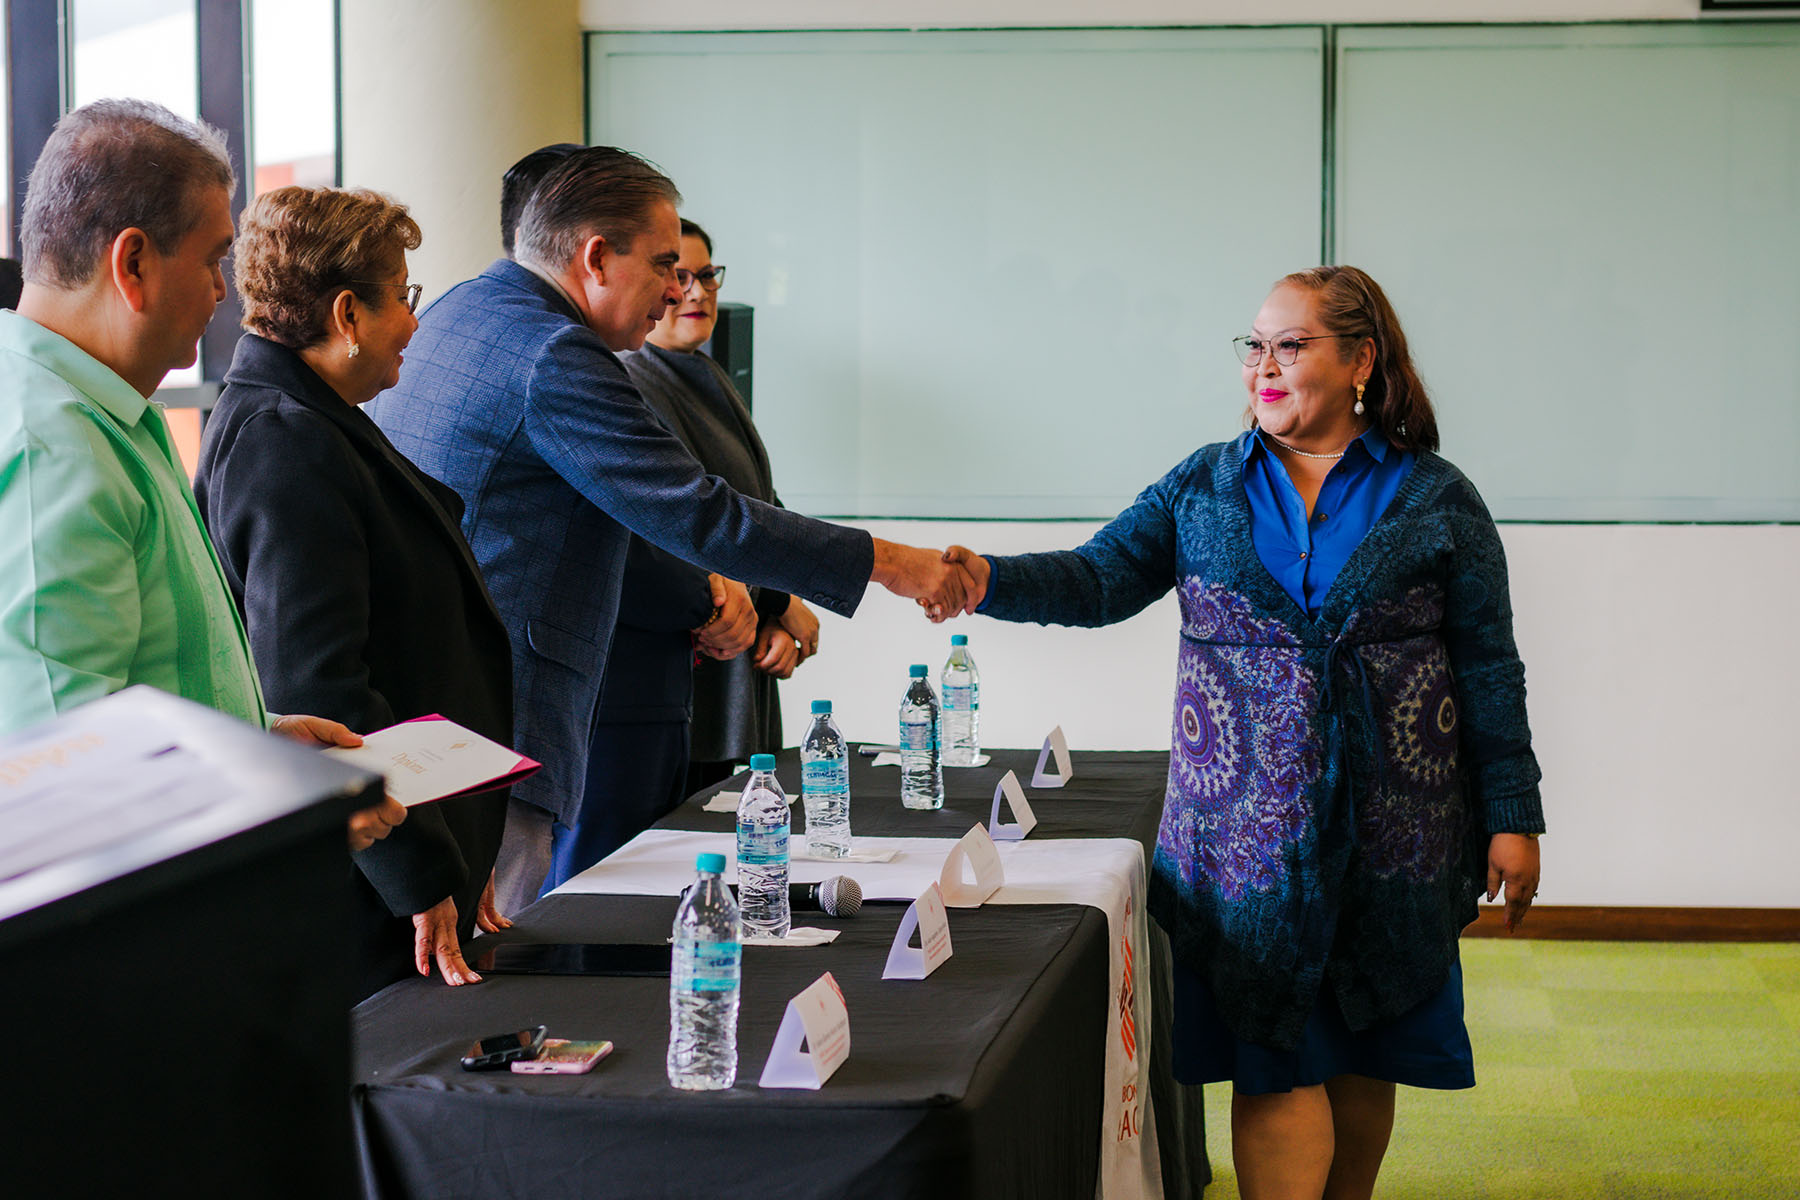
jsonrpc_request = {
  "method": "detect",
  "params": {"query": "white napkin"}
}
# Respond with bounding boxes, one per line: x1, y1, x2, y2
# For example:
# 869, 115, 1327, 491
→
744, 927, 840, 947
701, 789, 798, 813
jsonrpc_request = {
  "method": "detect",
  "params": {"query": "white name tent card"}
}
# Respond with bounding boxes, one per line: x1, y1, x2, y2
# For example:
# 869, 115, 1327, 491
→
758, 971, 851, 1089
1030, 725, 1075, 789
987, 770, 1038, 842
882, 882, 954, 979
322, 715, 538, 807
938, 824, 1005, 908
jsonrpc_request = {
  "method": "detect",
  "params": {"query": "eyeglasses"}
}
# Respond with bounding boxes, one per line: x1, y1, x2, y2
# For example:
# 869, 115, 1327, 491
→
1232, 334, 1354, 367
352, 280, 423, 314
675, 265, 726, 295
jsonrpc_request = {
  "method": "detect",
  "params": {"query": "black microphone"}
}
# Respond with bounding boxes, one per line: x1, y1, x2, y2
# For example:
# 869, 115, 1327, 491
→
790, 875, 862, 918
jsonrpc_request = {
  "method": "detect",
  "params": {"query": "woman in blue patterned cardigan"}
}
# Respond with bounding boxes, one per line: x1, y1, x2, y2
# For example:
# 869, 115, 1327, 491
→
943, 266, 1544, 1200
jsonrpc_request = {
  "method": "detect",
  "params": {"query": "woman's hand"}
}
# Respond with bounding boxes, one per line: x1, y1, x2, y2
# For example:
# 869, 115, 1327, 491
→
938, 546, 990, 616
347, 794, 407, 851
412, 896, 481, 985
778, 598, 821, 664
1486, 833, 1541, 932
752, 620, 801, 679
475, 870, 511, 934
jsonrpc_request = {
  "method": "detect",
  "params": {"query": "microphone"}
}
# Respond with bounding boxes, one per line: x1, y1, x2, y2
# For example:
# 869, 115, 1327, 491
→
790, 875, 862, 918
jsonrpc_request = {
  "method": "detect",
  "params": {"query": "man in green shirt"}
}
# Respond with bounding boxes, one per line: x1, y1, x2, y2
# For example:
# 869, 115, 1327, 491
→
0, 98, 402, 850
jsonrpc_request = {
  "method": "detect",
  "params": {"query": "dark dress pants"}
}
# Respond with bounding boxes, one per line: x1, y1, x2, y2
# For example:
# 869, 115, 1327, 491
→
544, 720, 691, 896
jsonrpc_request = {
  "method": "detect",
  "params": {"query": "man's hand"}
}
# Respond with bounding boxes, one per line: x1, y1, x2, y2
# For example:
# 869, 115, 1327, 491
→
941, 546, 990, 615
694, 574, 756, 660
870, 538, 968, 621
778, 597, 821, 664
271, 713, 363, 748
347, 794, 407, 852
1486, 833, 1541, 932
753, 620, 801, 679
412, 896, 481, 985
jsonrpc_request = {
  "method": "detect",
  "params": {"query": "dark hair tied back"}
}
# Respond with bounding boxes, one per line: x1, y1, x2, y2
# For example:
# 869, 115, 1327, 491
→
1277, 265, 1439, 453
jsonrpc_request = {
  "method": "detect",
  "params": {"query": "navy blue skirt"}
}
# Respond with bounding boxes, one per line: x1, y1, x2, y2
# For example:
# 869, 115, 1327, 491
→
1171, 953, 1475, 1095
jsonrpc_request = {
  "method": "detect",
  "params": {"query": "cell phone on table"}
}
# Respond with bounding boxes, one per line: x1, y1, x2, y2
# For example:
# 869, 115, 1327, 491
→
511, 1038, 614, 1075
459, 1025, 548, 1071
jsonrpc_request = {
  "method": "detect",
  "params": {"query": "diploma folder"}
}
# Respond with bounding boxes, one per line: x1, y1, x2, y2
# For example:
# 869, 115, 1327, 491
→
322, 713, 540, 806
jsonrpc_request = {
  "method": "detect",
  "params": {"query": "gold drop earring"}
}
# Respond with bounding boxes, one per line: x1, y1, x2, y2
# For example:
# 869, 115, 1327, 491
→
1353, 380, 1366, 416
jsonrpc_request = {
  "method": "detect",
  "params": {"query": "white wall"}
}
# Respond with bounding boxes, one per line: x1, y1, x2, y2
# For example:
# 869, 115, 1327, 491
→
340, 0, 584, 303
777, 521, 1800, 909
581, 0, 1713, 30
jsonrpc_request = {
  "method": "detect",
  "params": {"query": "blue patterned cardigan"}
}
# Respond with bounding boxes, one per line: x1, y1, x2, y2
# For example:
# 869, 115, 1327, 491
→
983, 437, 1544, 1050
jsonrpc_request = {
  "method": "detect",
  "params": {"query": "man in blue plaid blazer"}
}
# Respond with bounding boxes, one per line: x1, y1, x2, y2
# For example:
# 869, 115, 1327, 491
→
370, 147, 964, 911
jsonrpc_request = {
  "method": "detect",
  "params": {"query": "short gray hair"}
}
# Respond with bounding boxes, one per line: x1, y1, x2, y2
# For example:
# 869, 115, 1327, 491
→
21, 98, 236, 289
513, 146, 680, 270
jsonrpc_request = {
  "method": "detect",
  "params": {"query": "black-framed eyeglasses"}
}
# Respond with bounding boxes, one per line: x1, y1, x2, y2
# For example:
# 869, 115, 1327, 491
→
675, 265, 726, 294
1233, 333, 1354, 367
352, 280, 423, 314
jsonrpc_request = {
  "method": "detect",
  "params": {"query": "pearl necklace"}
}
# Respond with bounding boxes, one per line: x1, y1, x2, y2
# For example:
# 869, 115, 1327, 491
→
1269, 435, 1350, 460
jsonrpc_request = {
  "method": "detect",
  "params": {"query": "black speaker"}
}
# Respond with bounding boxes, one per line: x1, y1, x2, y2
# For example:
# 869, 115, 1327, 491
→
708, 301, 754, 411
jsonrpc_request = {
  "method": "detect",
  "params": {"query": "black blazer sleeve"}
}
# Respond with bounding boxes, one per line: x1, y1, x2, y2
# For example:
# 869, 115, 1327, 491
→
200, 400, 466, 915
614, 534, 716, 633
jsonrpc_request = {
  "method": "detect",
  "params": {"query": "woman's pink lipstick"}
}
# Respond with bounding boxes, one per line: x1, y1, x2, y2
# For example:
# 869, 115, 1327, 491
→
1259, 389, 1287, 403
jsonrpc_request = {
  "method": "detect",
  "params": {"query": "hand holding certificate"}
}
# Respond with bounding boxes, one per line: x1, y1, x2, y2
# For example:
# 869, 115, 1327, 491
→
323, 715, 539, 807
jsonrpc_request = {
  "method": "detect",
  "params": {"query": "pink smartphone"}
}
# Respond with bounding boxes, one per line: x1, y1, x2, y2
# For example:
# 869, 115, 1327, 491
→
510, 1038, 614, 1075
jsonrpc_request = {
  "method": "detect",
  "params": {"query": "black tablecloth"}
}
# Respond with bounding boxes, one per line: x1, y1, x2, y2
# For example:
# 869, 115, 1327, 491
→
351, 748, 1207, 1200
668, 748, 1167, 851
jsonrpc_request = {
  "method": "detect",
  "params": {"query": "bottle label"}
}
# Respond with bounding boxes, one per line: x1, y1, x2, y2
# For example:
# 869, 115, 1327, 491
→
900, 721, 934, 751
689, 940, 740, 993
802, 761, 848, 792
737, 822, 790, 865
943, 685, 973, 710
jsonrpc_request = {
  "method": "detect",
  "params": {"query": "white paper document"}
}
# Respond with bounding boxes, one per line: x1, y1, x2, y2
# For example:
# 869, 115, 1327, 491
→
322, 715, 537, 807
882, 882, 953, 980
987, 770, 1038, 841
1030, 725, 1074, 788
758, 971, 851, 1089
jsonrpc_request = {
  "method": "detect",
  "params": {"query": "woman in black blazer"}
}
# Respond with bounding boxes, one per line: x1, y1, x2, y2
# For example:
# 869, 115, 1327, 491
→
194, 187, 515, 1001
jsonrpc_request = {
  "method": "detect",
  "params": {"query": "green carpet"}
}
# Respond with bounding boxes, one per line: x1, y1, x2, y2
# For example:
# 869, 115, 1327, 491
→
1195, 940, 1800, 1199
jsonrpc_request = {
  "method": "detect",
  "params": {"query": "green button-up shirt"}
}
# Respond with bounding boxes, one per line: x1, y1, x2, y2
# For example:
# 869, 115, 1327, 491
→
0, 310, 265, 734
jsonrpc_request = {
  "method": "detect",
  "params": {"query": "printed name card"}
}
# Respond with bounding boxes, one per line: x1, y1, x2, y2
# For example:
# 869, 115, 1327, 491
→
987, 769, 1038, 842
938, 824, 1005, 908
1030, 725, 1074, 789
882, 882, 954, 979
758, 971, 851, 1089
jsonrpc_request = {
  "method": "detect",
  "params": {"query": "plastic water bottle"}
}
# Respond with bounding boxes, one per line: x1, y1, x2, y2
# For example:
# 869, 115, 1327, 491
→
899, 664, 945, 810
667, 851, 741, 1090
736, 753, 791, 937
800, 700, 852, 858
940, 634, 981, 766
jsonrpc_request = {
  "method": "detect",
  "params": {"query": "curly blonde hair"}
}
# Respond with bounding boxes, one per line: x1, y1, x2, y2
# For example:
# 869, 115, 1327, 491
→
235, 186, 421, 349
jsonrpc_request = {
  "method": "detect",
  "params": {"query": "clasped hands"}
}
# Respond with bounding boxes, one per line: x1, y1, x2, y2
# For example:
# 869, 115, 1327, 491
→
693, 576, 820, 679
871, 539, 989, 622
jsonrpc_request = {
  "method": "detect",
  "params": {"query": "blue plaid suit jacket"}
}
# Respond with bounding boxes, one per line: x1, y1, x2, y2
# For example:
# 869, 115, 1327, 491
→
367, 260, 872, 823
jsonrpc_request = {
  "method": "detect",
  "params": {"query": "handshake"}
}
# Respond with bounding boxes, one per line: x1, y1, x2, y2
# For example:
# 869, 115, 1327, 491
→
870, 539, 989, 623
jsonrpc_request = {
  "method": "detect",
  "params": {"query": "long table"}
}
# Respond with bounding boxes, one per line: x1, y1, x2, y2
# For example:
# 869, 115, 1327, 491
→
350, 748, 1207, 1200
